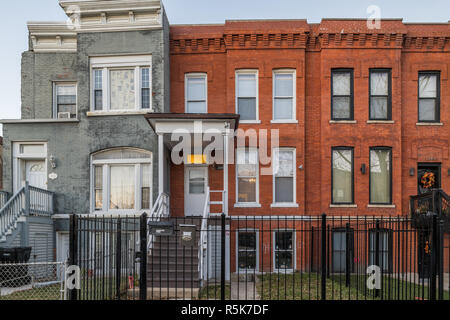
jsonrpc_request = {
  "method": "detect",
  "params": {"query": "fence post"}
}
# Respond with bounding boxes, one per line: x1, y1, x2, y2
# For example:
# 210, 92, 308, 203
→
430, 214, 438, 300
69, 214, 78, 301
221, 213, 226, 301
375, 220, 380, 298
321, 213, 327, 300
345, 223, 351, 287
139, 213, 148, 301
438, 218, 444, 300
116, 219, 122, 300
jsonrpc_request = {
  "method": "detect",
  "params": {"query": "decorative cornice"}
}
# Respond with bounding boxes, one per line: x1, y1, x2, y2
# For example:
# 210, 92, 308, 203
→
27, 23, 77, 53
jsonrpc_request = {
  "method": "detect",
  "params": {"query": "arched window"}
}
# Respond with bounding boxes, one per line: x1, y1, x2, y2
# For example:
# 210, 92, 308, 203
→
91, 148, 152, 212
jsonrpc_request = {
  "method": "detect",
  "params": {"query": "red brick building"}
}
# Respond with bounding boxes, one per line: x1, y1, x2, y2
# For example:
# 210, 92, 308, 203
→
167, 19, 449, 218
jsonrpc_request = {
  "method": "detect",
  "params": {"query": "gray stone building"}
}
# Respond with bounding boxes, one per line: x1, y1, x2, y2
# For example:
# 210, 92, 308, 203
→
0, 0, 170, 262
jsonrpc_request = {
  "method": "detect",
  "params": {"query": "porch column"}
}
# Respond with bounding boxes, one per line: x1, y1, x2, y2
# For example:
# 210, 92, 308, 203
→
223, 126, 230, 216
158, 133, 164, 195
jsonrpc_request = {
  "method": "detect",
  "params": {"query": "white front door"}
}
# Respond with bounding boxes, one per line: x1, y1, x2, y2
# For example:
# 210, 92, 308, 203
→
184, 166, 208, 216
25, 160, 47, 189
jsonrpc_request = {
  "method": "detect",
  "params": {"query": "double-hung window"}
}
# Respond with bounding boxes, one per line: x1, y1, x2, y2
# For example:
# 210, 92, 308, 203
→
369, 147, 392, 205
92, 148, 152, 213
54, 83, 77, 118
332, 147, 354, 204
369, 69, 391, 120
331, 69, 354, 120
273, 70, 295, 121
185, 73, 207, 113
418, 72, 440, 122
236, 148, 259, 205
273, 148, 296, 205
90, 55, 152, 112
236, 70, 258, 122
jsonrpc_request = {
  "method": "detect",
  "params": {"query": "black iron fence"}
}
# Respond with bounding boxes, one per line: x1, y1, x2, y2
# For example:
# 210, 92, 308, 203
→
70, 213, 450, 301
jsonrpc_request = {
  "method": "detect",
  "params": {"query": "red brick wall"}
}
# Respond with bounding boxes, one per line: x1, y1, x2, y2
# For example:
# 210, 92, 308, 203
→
169, 20, 450, 218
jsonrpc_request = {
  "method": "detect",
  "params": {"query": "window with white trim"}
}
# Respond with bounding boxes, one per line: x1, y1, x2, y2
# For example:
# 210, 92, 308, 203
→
236, 148, 259, 204
237, 231, 257, 271
273, 70, 295, 121
273, 148, 296, 204
54, 83, 77, 118
185, 73, 207, 113
92, 148, 152, 212
236, 70, 258, 121
90, 55, 152, 112
274, 231, 294, 271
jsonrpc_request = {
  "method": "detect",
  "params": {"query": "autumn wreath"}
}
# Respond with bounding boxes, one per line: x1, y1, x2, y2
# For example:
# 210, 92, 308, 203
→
421, 172, 435, 189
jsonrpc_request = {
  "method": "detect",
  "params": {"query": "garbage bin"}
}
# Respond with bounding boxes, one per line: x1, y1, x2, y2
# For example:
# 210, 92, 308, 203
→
0, 247, 32, 288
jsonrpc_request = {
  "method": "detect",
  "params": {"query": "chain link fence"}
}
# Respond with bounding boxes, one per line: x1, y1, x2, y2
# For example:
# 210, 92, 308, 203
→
0, 261, 66, 300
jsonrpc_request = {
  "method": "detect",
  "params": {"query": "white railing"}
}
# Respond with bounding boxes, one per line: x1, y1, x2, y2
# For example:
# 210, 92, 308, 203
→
147, 192, 170, 251
198, 189, 225, 282
0, 187, 26, 242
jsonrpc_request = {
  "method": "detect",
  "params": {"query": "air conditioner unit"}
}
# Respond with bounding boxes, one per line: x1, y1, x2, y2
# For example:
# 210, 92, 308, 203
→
57, 112, 71, 119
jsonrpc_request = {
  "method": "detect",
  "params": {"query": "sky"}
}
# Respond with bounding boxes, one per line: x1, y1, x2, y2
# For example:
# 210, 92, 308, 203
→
0, 0, 449, 135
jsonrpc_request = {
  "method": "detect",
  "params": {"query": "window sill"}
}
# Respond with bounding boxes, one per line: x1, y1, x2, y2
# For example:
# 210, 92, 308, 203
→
329, 120, 357, 124
367, 120, 395, 124
87, 110, 151, 117
270, 120, 298, 124
240, 120, 261, 124
271, 203, 299, 208
329, 204, 357, 208
416, 122, 443, 126
234, 203, 262, 208
367, 204, 396, 208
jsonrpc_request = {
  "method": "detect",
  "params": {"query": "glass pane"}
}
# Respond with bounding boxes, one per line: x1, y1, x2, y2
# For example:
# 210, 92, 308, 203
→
275, 150, 293, 177
141, 187, 150, 210
238, 74, 256, 97
333, 232, 346, 250
274, 73, 293, 97
189, 169, 205, 194
332, 149, 353, 203
94, 69, 103, 89
57, 104, 76, 116
332, 97, 351, 119
141, 68, 150, 89
20, 144, 45, 155
275, 232, 293, 250
274, 98, 293, 120
333, 252, 346, 272
95, 166, 103, 188
275, 177, 294, 203
238, 232, 256, 250
187, 77, 206, 101
237, 150, 257, 177
142, 164, 151, 188
187, 101, 207, 113
333, 72, 351, 95
238, 251, 256, 270
95, 190, 103, 210
94, 148, 151, 161
275, 252, 293, 269
370, 149, 391, 204
371, 72, 388, 95
110, 69, 135, 110
370, 97, 388, 119
142, 88, 150, 109
238, 178, 256, 203
95, 90, 103, 110
419, 99, 436, 121
419, 74, 437, 98
110, 165, 135, 209
238, 98, 256, 120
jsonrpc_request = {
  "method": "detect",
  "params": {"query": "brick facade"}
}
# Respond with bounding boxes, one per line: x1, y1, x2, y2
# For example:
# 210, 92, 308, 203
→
169, 19, 449, 217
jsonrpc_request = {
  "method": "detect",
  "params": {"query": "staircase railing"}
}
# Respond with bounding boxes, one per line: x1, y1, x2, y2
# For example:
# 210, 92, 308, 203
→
0, 191, 9, 208
410, 188, 450, 232
147, 192, 170, 251
0, 183, 55, 241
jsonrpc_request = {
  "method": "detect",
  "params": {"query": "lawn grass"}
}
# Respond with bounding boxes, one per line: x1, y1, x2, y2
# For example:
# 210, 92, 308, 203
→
0, 284, 62, 300
257, 272, 450, 300
199, 284, 231, 300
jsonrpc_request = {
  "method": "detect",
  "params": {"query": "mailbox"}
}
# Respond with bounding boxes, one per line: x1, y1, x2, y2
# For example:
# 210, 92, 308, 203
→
148, 221, 174, 236
179, 224, 197, 247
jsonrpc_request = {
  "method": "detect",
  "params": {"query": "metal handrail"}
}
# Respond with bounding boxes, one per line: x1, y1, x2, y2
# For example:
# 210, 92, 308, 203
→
147, 192, 170, 251
198, 187, 210, 282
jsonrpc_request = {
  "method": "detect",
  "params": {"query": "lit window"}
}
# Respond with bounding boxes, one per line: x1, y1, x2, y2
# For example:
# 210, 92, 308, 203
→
236, 149, 258, 204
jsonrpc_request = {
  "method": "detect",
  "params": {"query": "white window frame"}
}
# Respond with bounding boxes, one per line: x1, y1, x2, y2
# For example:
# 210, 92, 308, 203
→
235, 70, 260, 124
235, 148, 260, 208
90, 148, 153, 214
185, 73, 208, 113
53, 82, 78, 119
271, 148, 298, 208
12, 142, 48, 193
273, 229, 296, 272
271, 70, 297, 123
90, 55, 152, 112
236, 229, 259, 273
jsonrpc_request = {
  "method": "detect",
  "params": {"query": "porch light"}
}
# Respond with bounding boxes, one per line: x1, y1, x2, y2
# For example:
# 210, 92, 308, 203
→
410, 168, 415, 176
360, 163, 366, 174
49, 155, 57, 169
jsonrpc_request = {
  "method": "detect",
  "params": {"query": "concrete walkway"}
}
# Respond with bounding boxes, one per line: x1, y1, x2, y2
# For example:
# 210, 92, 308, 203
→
230, 275, 261, 300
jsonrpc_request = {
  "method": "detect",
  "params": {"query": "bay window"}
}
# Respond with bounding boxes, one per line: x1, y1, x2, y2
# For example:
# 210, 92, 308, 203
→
90, 55, 152, 112
418, 72, 440, 122
332, 147, 354, 204
236, 148, 259, 205
92, 148, 152, 212
370, 147, 392, 204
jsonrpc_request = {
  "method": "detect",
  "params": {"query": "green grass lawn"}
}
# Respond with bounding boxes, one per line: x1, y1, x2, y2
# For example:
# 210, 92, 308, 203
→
257, 272, 450, 300
199, 284, 231, 300
0, 284, 63, 300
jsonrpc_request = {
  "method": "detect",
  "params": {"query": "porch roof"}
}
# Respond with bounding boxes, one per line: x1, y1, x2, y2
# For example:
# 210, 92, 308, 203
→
144, 113, 240, 134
